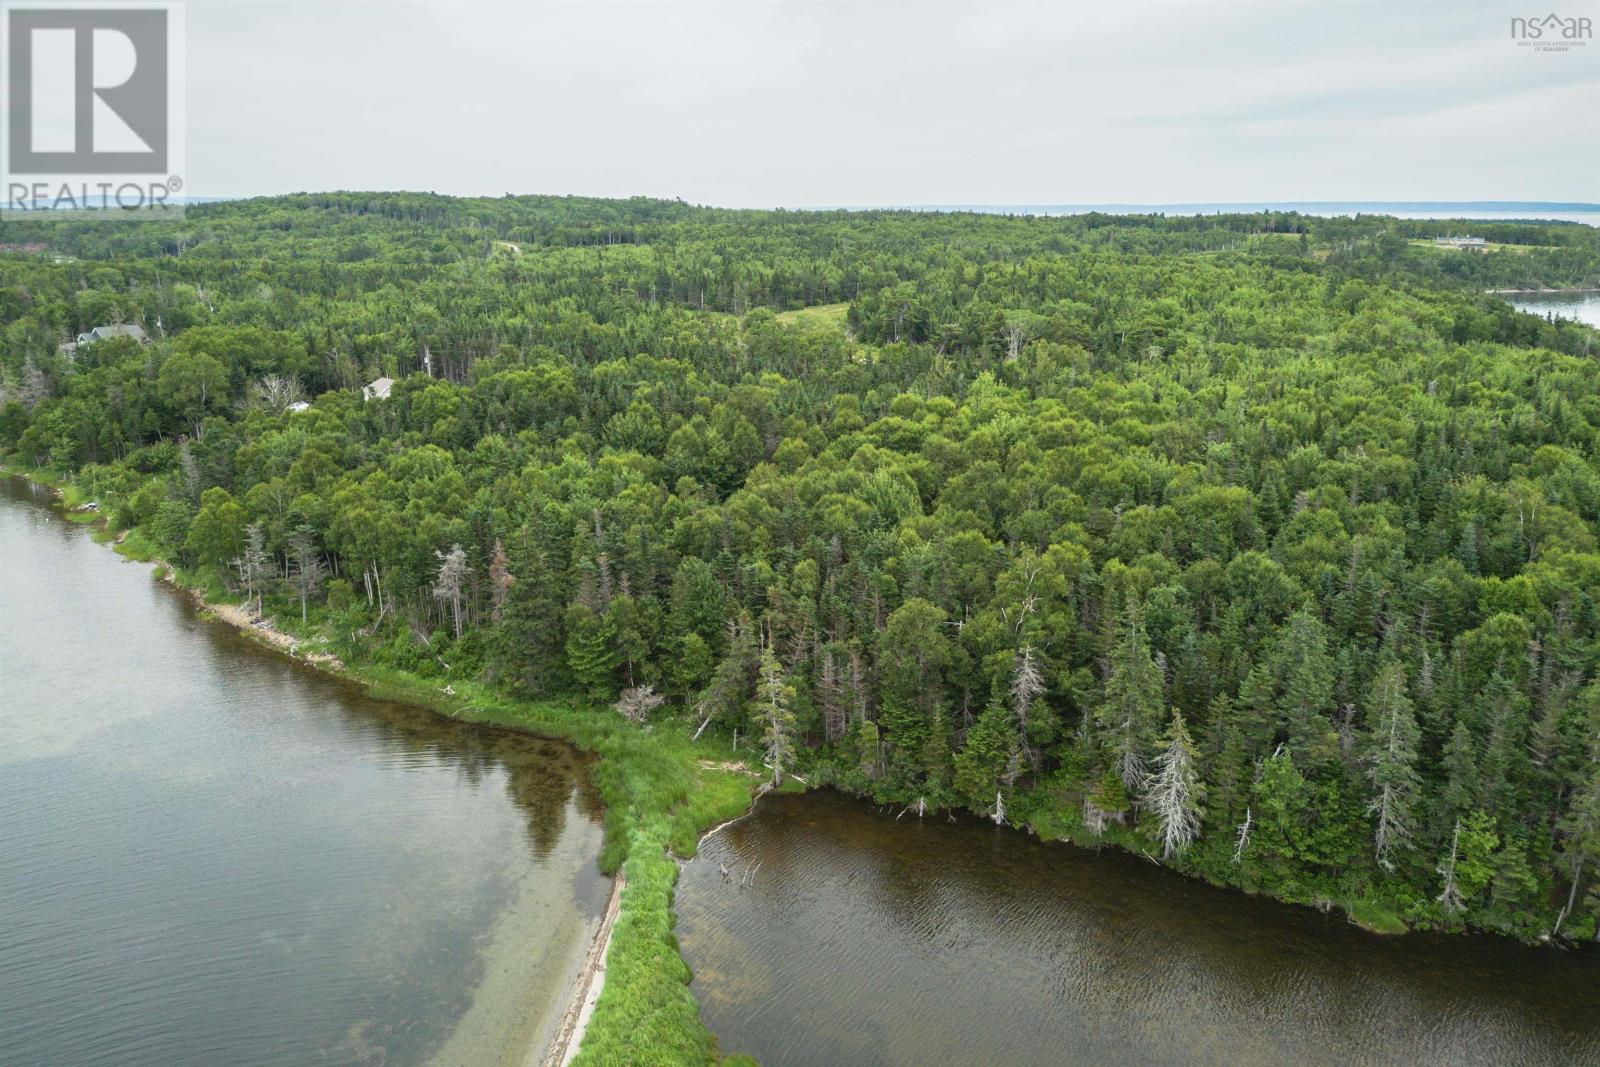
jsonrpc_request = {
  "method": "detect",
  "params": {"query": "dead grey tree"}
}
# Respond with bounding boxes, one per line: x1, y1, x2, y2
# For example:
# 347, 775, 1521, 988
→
1010, 644, 1045, 762
432, 544, 468, 640
286, 524, 326, 626
615, 685, 665, 725
1437, 819, 1466, 914
233, 521, 269, 616
1144, 711, 1204, 859
1233, 807, 1253, 864
250, 374, 304, 415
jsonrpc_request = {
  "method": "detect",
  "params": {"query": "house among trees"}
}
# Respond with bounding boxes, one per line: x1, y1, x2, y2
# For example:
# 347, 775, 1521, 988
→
1432, 236, 1487, 248
77, 323, 148, 345
362, 376, 395, 401
58, 322, 147, 358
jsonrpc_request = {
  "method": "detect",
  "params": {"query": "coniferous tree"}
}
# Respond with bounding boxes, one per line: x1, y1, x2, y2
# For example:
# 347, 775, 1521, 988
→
1010, 644, 1046, 762
756, 641, 796, 787
493, 539, 565, 693
1206, 693, 1250, 825
1275, 611, 1339, 770
954, 695, 1018, 806
565, 606, 621, 701
1096, 607, 1164, 792
1555, 748, 1600, 935
692, 615, 757, 741
1439, 719, 1481, 826
1478, 672, 1530, 823
487, 539, 512, 623
1363, 662, 1421, 871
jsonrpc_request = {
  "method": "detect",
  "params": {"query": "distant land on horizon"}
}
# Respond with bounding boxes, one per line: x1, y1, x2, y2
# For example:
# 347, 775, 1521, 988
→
864, 200, 1600, 216
870, 199, 1593, 214
7, 194, 1600, 220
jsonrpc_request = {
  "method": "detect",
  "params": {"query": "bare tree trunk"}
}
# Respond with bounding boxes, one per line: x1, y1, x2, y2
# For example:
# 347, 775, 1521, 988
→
1554, 856, 1583, 938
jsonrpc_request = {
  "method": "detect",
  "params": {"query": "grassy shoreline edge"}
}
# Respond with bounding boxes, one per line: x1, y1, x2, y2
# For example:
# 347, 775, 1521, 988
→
1, 461, 763, 1067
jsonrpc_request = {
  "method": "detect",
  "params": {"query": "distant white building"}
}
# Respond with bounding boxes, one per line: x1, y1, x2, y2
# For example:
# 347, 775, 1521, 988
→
286, 401, 311, 413
363, 376, 395, 401
1433, 236, 1487, 248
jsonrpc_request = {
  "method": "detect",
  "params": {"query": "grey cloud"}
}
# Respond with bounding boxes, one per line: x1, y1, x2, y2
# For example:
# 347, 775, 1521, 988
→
181, 0, 1600, 206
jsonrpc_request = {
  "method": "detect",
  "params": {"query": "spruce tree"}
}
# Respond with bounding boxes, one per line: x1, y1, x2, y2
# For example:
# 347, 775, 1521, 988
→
1363, 662, 1421, 871
565, 606, 621, 701
493, 538, 564, 694
954, 695, 1017, 806
1275, 611, 1338, 770
1095, 607, 1164, 792
1206, 694, 1249, 825
1440, 719, 1481, 825
756, 641, 796, 787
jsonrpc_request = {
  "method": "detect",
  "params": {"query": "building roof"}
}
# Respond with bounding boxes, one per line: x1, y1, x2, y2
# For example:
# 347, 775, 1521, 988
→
75, 323, 147, 345
286, 401, 311, 413
363, 377, 395, 401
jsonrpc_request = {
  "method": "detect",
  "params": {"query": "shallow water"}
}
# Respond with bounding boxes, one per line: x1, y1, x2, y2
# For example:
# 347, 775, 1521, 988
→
678, 790, 1600, 1067
0, 476, 609, 1066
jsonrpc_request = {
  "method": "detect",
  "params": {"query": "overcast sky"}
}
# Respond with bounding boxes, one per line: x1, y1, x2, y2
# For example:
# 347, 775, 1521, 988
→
182, 0, 1600, 207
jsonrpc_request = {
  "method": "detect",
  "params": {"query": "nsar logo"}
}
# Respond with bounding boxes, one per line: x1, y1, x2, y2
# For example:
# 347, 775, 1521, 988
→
1510, 12, 1592, 51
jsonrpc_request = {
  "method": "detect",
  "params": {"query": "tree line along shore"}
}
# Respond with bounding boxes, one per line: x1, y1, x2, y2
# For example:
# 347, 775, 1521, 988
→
5, 195, 1600, 1060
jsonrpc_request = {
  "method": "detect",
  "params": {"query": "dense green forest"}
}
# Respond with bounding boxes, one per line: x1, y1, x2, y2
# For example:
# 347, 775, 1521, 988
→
5, 194, 1600, 946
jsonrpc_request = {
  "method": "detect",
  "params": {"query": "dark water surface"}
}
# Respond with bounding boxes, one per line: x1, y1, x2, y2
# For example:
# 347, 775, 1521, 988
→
0, 477, 608, 1066
678, 790, 1600, 1067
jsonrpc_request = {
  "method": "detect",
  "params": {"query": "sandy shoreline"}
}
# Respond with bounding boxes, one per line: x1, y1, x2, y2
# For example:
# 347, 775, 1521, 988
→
540, 873, 626, 1067
189, 593, 348, 669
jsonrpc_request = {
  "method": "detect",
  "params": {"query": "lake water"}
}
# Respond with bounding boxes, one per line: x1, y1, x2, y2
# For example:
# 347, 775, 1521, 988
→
0, 476, 608, 1066
1508, 290, 1600, 328
678, 790, 1600, 1067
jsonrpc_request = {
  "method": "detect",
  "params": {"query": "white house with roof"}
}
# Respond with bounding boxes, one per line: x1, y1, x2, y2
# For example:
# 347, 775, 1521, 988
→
363, 377, 395, 401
